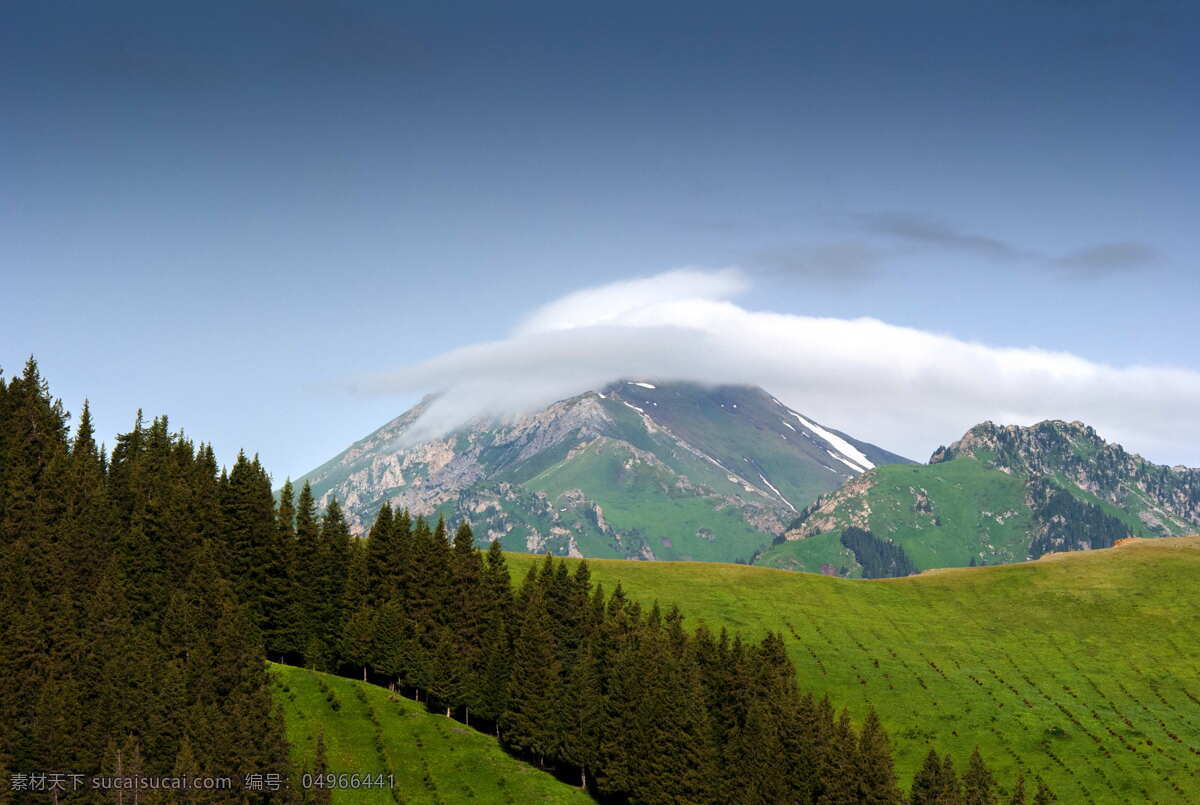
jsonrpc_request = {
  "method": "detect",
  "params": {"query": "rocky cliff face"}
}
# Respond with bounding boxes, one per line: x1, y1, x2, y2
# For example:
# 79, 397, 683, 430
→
292, 381, 912, 562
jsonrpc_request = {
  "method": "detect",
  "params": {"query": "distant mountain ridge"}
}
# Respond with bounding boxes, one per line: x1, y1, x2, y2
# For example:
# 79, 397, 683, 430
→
755, 419, 1200, 576
933, 420, 1200, 529
293, 381, 913, 562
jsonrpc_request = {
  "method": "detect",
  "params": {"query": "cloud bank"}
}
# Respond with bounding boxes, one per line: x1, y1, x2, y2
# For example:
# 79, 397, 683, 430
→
359, 268, 1200, 466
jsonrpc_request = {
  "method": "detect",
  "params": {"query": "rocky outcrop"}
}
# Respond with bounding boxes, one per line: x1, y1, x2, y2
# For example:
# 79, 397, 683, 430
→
933, 420, 1200, 535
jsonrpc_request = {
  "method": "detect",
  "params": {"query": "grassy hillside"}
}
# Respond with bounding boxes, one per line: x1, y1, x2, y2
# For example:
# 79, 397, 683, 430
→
270, 664, 590, 805
510, 538, 1200, 804
523, 436, 771, 562
756, 458, 1035, 574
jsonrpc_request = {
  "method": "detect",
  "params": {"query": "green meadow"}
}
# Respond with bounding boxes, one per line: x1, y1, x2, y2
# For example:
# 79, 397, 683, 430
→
508, 537, 1200, 804
270, 664, 591, 805
276, 538, 1200, 803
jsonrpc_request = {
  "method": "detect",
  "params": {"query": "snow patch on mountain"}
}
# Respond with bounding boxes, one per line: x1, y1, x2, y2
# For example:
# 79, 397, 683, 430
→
758, 473, 796, 511
789, 411, 876, 470
826, 449, 865, 474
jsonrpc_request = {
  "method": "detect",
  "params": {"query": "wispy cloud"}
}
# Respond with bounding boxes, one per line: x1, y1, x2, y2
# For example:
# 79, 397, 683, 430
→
358, 268, 1200, 466
1053, 242, 1160, 277
854, 210, 1161, 281
855, 212, 1032, 261
748, 242, 890, 283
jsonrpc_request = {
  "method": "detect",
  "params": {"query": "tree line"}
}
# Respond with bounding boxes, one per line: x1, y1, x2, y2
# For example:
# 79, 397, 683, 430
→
296, 496, 1051, 804
0, 359, 287, 803
0, 358, 1053, 803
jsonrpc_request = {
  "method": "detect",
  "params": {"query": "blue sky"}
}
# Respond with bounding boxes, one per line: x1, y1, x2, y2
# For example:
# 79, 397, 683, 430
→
3, 1, 1198, 476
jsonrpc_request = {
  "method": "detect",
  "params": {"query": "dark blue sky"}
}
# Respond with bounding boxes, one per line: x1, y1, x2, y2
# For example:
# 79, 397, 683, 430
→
3, 1, 1198, 476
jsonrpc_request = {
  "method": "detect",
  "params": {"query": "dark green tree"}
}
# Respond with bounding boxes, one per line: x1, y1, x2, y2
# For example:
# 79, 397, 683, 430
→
364, 502, 396, 604
271, 479, 298, 662
371, 599, 406, 691
1031, 781, 1055, 805
1008, 775, 1026, 805
857, 707, 902, 804
962, 747, 997, 805
291, 482, 323, 664
560, 638, 604, 790
311, 732, 332, 805
341, 604, 377, 682
911, 749, 946, 805
502, 581, 561, 764
317, 497, 352, 654
941, 755, 964, 804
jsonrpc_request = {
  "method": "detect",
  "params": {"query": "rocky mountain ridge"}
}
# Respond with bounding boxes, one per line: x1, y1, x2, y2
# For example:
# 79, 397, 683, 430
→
293, 381, 913, 562
756, 419, 1200, 577
932, 419, 1200, 532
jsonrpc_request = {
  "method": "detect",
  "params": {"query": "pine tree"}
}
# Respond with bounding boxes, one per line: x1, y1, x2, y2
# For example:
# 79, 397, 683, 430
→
371, 599, 406, 691
962, 747, 997, 805
857, 707, 902, 804
501, 581, 562, 764
202, 595, 290, 791
939, 754, 964, 805
1008, 775, 1026, 805
0, 357, 68, 553
82, 561, 138, 767
317, 497, 352, 661
595, 589, 642, 797
342, 539, 370, 619
32, 675, 85, 781
271, 479, 297, 662
483, 539, 514, 614
59, 399, 114, 591
365, 502, 396, 605
1031, 781, 1056, 805
391, 508, 414, 599
404, 515, 451, 695
635, 621, 718, 804
0, 751, 12, 805
816, 708, 861, 804
291, 482, 323, 664
120, 735, 148, 804
341, 604, 376, 682
448, 521, 486, 720
222, 453, 282, 638
911, 749, 946, 805
429, 627, 466, 717
171, 735, 203, 805
560, 638, 604, 790
311, 732, 332, 805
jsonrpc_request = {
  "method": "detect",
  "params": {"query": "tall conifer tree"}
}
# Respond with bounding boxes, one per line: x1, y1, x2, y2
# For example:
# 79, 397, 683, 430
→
962, 747, 998, 805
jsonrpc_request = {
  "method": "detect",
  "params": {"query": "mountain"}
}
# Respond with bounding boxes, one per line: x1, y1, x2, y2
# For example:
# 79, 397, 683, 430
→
293, 381, 913, 562
755, 419, 1200, 576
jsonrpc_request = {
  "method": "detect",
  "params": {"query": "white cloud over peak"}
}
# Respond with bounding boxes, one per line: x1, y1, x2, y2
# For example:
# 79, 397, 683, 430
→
360, 269, 1200, 466
513, 267, 747, 336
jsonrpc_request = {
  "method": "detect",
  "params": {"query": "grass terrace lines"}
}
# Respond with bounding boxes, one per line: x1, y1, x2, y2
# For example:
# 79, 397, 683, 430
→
506, 536, 1200, 803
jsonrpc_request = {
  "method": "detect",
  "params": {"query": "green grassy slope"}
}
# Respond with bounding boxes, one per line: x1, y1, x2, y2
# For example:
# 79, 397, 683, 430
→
754, 529, 861, 575
270, 664, 591, 805
524, 437, 770, 562
756, 458, 1037, 574
510, 538, 1200, 804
